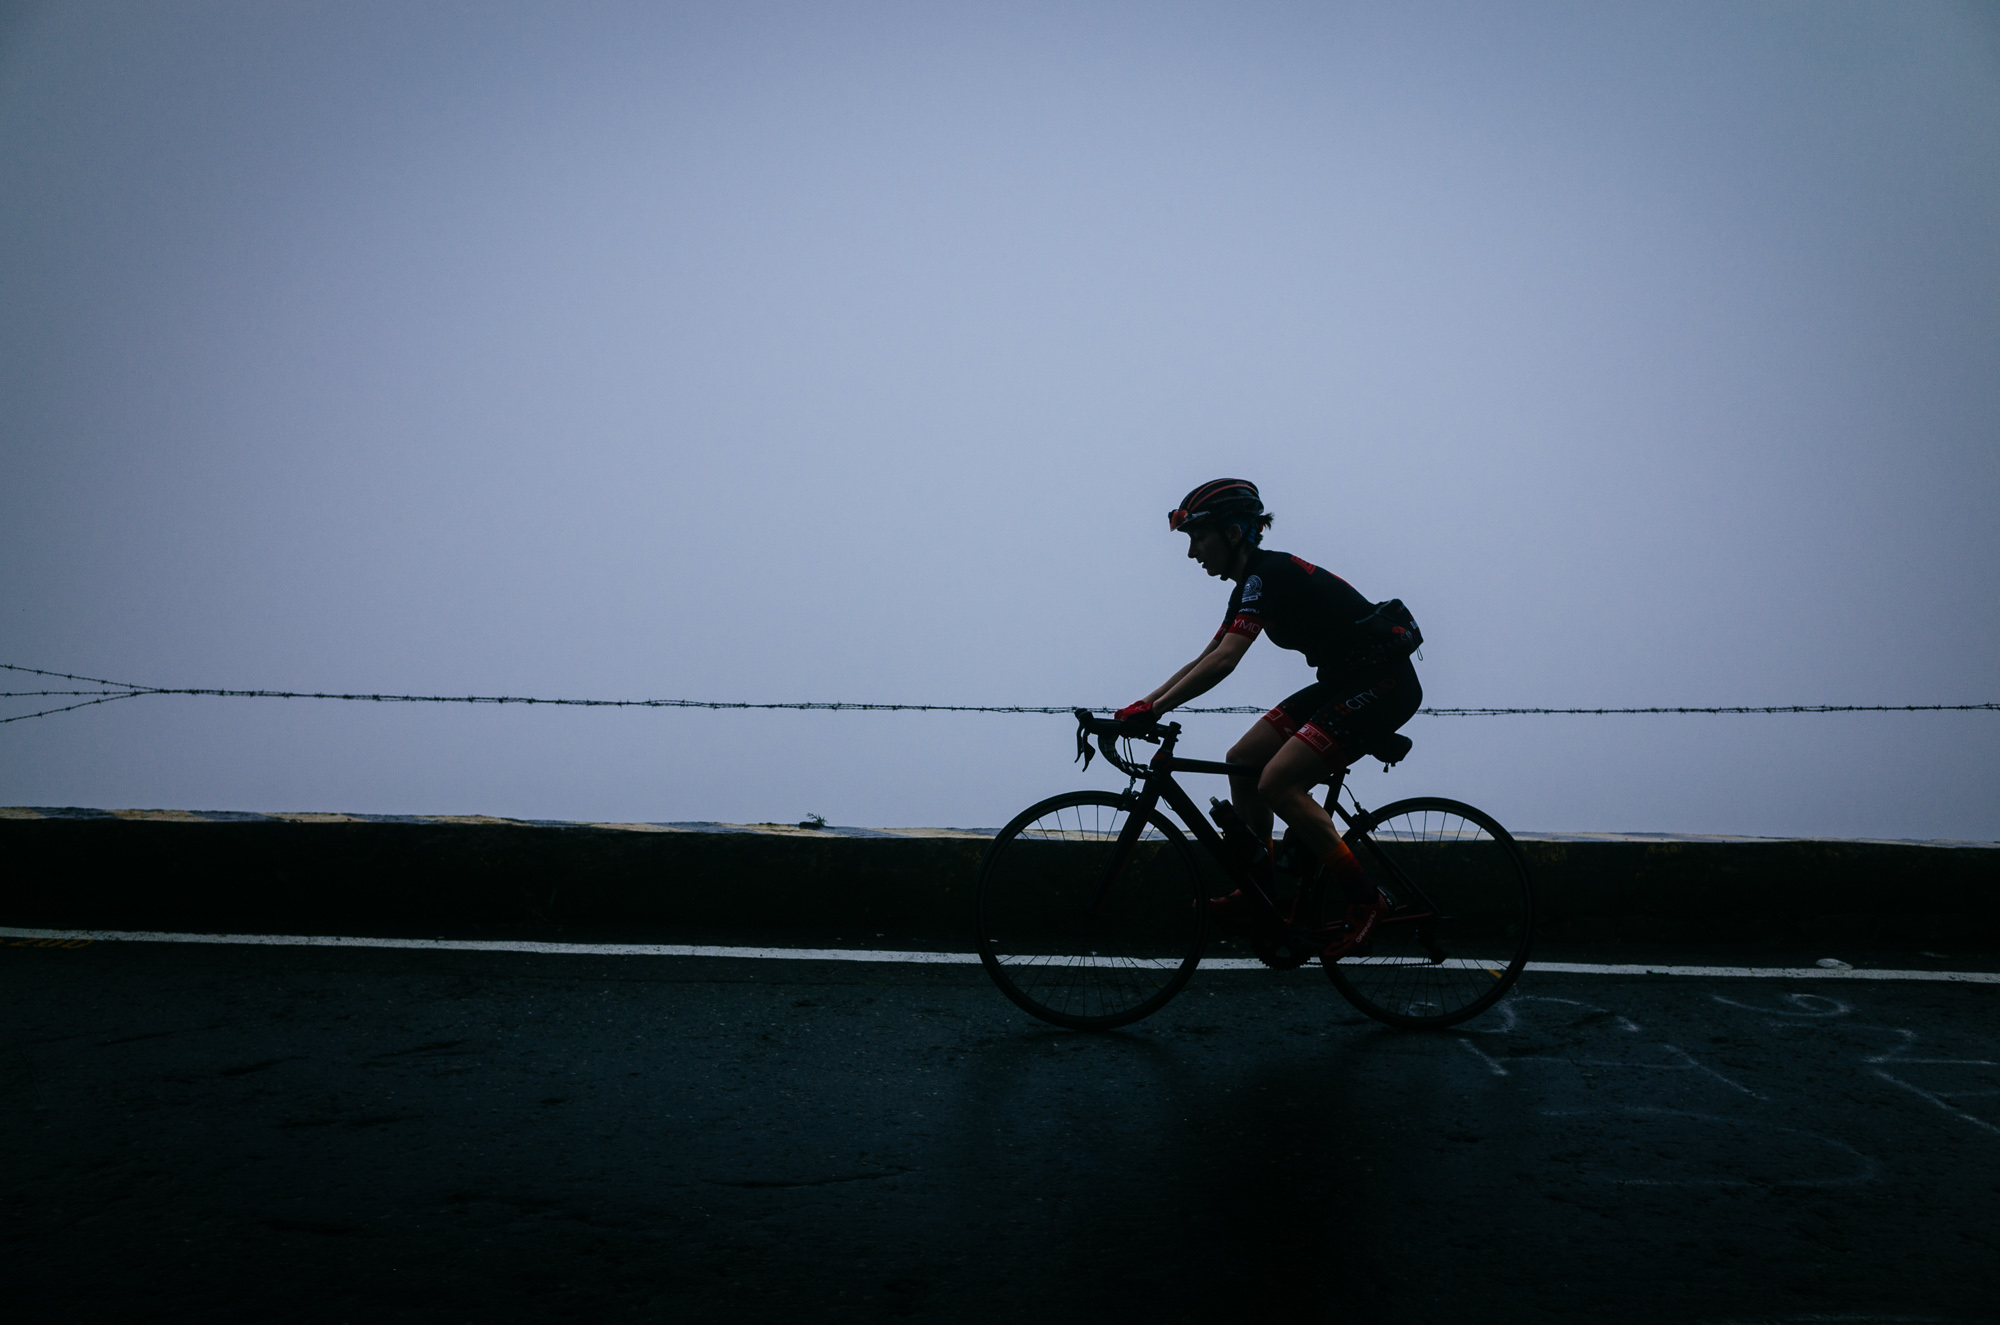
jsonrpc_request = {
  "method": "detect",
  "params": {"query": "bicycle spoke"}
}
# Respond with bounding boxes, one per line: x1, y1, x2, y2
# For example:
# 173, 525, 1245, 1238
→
1323, 798, 1533, 1029
975, 791, 1206, 1029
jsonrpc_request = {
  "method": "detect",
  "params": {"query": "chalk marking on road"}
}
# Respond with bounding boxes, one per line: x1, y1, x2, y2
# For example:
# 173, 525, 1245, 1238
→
1872, 1071, 2000, 1136
2, 927, 1998, 983
1863, 1027, 1999, 1070
1659, 1042, 1764, 1099
1460, 993, 1619, 1036
1711, 992, 1852, 1018
1863, 1029, 2000, 1136
1455, 997, 1766, 1097
1455, 1037, 1509, 1075
1539, 1108, 1877, 1187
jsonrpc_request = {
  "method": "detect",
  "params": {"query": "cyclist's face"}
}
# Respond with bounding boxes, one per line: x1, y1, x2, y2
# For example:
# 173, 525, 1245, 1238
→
1186, 526, 1238, 577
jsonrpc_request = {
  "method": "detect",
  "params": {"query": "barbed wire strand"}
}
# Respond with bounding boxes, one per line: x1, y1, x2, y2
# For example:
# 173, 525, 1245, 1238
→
1, 692, 145, 724
4, 662, 1994, 725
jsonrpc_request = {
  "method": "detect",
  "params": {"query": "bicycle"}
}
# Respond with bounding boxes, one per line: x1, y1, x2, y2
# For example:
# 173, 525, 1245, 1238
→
974, 709, 1535, 1031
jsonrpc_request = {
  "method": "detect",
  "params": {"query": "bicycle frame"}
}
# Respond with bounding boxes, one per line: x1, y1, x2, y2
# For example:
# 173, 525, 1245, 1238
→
1076, 711, 1444, 939
975, 714, 1531, 1031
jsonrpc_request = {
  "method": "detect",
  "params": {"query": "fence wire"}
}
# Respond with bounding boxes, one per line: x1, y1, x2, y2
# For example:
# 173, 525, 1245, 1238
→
5, 663, 1994, 726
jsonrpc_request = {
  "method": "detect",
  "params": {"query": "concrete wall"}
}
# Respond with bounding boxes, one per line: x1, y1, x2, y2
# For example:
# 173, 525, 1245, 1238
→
3, 810, 1995, 948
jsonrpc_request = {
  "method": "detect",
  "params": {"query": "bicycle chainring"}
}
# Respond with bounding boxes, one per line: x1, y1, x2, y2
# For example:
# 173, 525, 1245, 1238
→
1248, 926, 1318, 971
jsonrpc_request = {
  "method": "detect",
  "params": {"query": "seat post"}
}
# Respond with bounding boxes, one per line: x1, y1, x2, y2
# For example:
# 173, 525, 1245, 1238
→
1321, 766, 1346, 813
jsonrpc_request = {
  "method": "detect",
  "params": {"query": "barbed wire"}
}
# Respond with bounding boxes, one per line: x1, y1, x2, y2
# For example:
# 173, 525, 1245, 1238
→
4, 662, 1995, 726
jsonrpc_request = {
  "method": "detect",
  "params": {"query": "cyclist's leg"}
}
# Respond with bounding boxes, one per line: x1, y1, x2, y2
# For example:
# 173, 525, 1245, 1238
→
1223, 718, 1290, 844
1263, 661, 1424, 904
1260, 736, 1389, 959
1227, 684, 1328, 843
1255, 735, 1348, 863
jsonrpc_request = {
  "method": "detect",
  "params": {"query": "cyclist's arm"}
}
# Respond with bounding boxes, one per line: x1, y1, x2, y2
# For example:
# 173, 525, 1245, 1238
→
1142, 633, 1221, 704
1148, 628, 1253, 712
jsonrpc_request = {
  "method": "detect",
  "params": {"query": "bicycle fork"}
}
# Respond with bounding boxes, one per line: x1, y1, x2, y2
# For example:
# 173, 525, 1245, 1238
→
1087, 783, 1165, 921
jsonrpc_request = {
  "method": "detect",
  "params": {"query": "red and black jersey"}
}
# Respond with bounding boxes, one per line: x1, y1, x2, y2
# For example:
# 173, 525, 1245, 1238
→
1217, 549, 1379, 677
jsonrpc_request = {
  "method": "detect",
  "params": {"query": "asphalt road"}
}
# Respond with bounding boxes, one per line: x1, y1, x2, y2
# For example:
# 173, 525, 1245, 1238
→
4, 938, 1996, 1323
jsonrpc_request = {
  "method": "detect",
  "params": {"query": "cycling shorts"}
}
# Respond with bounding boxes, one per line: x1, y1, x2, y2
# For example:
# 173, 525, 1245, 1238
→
1260, 658, 1421, 766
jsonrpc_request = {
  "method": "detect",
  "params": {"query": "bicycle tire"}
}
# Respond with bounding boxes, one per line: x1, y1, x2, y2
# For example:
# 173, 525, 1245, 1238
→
975, 790, 1208, 1030
1322, 796, 1534, 1029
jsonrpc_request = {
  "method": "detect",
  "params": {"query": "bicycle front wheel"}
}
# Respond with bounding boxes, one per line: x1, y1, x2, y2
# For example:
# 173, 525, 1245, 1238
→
1323, 797, 1534, 1029
975, 791, 1208, 1030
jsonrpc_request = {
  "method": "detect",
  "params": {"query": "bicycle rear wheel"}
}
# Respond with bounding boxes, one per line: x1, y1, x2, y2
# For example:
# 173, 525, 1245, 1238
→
1323, 797, 1534, 1029
975, 791, 1208, 1030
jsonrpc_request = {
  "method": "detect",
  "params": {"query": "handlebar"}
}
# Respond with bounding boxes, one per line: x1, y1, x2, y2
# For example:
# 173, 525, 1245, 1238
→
1073, 707, 1178, 779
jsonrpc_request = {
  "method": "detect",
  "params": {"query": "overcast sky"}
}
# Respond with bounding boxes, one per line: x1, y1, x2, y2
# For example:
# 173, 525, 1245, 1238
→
3, 1, 1996, 838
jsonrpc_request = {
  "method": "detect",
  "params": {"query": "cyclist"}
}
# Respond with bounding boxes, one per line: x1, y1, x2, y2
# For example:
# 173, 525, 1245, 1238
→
1113, 478, 1421, 959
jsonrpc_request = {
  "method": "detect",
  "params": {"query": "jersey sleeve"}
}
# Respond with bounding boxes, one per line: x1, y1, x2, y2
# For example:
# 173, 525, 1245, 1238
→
1219, 574, 1264, 640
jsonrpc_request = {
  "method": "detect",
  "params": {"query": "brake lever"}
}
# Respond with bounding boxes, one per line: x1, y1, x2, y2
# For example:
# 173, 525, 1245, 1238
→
1075, 717, 1096, 770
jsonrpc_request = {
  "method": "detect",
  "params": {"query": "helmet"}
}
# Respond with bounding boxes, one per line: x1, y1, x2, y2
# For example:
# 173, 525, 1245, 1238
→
1168, 478, 1263, 534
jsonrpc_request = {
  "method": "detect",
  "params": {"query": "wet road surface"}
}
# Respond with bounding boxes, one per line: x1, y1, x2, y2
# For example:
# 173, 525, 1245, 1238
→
4, 938, 1996, 1322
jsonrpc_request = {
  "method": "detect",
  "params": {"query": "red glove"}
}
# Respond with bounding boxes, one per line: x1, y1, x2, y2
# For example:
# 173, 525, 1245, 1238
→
1114, 700, 1155, 724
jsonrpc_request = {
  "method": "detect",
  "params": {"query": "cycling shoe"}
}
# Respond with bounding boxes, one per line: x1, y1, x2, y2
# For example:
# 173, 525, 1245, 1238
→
1319, 890, 1390, 963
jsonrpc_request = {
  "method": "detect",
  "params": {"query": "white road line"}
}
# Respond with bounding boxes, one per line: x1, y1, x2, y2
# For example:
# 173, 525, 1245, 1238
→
4, 926, 1998, 982
0, 926, 982, 964
1524, 960, 2000, 983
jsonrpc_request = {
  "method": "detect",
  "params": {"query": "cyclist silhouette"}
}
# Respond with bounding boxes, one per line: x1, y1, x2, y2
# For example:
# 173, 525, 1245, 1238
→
1114, 478, 1422, 959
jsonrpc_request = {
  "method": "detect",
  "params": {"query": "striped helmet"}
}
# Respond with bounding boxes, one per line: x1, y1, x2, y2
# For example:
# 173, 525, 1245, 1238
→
1168, 478, 1262, 534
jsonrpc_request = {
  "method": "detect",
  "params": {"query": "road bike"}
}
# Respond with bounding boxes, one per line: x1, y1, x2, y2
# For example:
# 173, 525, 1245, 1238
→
974, 710, 1534, 1031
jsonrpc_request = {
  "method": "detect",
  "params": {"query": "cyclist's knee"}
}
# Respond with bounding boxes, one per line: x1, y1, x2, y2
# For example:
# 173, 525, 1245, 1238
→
1257, 762, 1312, 807
1226, 733, 1266, 768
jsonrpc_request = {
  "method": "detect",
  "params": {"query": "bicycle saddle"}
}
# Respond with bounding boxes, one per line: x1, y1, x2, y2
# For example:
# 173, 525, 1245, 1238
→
1358, 732, 1413, 767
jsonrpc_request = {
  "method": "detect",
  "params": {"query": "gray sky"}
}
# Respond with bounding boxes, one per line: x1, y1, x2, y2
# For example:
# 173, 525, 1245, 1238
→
3, 1, 1997, 838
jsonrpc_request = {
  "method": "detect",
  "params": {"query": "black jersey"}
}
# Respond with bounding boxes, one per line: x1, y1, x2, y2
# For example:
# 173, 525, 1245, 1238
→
1217, 548, 1378, 678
